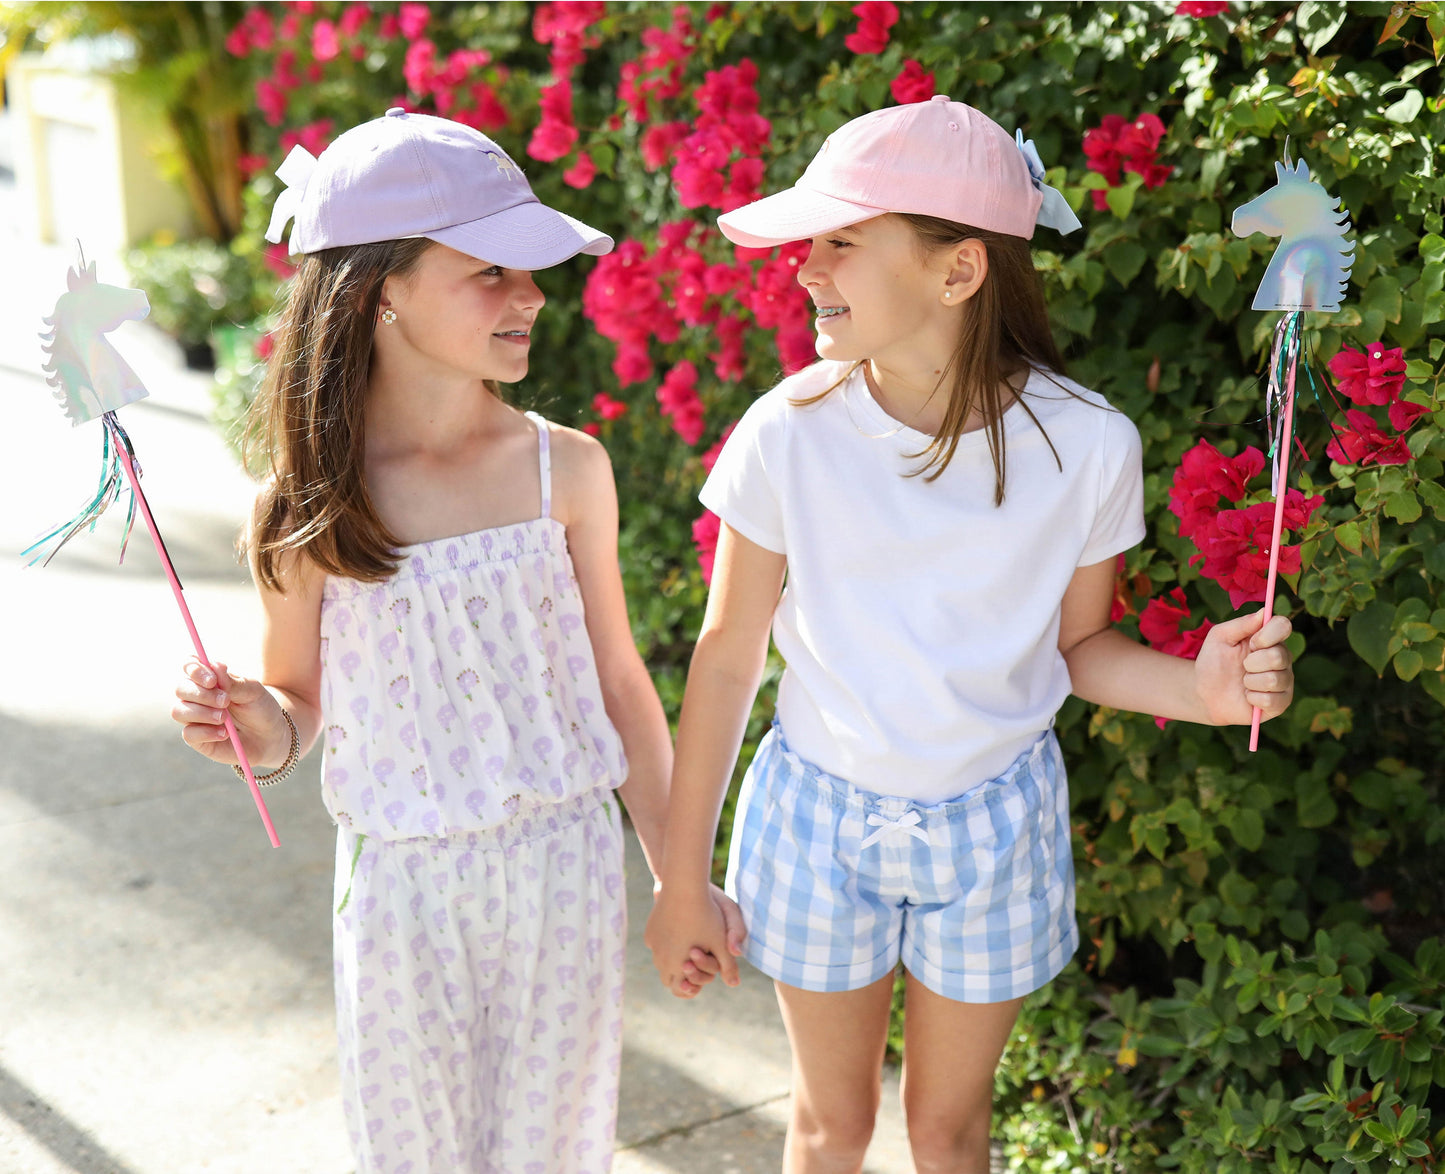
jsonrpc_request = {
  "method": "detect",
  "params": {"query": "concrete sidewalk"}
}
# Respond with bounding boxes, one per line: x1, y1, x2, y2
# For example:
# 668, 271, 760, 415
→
0, 168, 914, 1172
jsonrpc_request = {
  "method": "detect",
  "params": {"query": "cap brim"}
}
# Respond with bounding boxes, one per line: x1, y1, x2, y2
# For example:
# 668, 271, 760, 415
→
717, 186, 888, 248
426, 200, 613, 269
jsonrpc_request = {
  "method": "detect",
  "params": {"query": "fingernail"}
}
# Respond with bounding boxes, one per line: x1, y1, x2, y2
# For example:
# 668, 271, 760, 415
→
216, 692, 228, 706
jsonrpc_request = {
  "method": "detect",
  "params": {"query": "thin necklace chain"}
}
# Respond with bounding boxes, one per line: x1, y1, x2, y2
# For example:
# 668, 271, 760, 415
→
844, 363, 941, 440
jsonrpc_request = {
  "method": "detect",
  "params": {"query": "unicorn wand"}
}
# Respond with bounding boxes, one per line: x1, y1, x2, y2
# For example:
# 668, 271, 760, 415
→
1230, 149, 1354, 752
31, 259, 280, 847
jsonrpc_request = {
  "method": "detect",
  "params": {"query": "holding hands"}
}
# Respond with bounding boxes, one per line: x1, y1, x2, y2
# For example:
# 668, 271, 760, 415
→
648, 884, 748, 999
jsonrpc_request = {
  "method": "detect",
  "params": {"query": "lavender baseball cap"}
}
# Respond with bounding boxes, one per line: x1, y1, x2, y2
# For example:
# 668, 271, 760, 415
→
265, 108, 613, 267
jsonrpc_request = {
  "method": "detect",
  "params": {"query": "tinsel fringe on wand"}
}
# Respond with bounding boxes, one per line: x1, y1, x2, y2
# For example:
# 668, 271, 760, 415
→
1262, 309, 1351, 487
22, 413, 138, 567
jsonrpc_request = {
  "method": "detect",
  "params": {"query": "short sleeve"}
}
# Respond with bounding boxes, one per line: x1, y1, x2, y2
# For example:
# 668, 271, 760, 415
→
699, 392, 787, 554
1079, 409, 1146, 566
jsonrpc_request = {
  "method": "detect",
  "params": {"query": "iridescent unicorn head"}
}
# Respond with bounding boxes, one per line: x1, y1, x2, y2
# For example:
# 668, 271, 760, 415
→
39, 261, 151, 426
1231, 152, 1353, 313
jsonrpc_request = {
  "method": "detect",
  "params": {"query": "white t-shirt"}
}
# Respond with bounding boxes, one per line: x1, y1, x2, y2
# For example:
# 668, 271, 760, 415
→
701, 360, 1146, 802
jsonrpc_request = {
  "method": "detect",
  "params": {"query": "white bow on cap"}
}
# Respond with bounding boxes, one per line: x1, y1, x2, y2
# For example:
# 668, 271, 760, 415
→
1015, 131, 1083, 235
265, 145, 319, 246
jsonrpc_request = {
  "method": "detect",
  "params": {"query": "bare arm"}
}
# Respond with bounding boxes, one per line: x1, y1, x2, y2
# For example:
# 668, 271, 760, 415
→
646, 522, 786, 992
173, 530, 326, 769
553, 428, 674, 878
1060, 557, 1294, 724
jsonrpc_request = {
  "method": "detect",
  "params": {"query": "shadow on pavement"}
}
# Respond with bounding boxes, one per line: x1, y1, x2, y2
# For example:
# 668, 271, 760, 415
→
0, 1059, 145, 1174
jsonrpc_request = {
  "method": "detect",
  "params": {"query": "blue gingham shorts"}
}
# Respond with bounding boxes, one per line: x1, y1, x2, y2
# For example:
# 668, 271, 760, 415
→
724, 722, 1077, 1003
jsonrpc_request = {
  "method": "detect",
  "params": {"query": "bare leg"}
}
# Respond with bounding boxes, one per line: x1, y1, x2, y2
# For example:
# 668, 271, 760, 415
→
774, 973, 896, 1174
899, 971, 1023, 1174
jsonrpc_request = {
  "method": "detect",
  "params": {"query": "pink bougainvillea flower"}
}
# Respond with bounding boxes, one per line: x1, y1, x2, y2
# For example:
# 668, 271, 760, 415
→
641, 121, 690, 171
281, 119, 335, 161
592, 392, 628, 421
701, 422, 737, 473
226, 7, 276, 56
657, 360, 706, 445
1083, 112, 1170, 209
620, 9, 694, 121
1186, 490, 1322, 607
403, 39, 437, 95
263, 242, 295, 281
891, 59, 936, 104
1167, 438, 1265, 539
844, 0, 899, 54
256, 79, 289, 126
1327, 343, 1407, 407
711, 316, 748, 383
563, 151, 597, 189
1138, 588, 1214, 659
533, 1, 605, 77
238, 153, 270, 179
255, 332, 276, 361
339, 3, 371, 38
581, 422, 601, 437
1176, 1, 1230, 15
1388, 399, 1431, 432
669, 59, 771, 212
1326, 409, 1413, 467
311, 19, 340, 62
527, 81, 579, 162
398, 2, 430, 39
693, 510, 721, 583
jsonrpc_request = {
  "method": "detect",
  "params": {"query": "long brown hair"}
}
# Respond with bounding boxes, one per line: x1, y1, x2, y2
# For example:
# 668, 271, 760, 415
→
797, 213, 1071, 505
243, 237, 432, 591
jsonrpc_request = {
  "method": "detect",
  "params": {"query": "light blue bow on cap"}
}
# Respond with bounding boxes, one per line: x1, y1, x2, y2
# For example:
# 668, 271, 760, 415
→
1015, 130, 1082, 235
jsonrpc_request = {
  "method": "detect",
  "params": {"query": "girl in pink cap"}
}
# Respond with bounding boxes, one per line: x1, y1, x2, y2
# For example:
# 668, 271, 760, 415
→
170, 110, 740, 1174
647, 97, 1296, 1172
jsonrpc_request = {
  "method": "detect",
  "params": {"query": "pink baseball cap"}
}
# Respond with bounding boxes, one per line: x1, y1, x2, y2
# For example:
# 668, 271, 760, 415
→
265, 108, 613, 267
717, 96, 1080, 247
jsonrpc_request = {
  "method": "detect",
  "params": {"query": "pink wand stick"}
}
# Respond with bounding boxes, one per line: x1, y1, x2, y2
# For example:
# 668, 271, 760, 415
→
105, 414, 281, 847
1248, 358, 1298, 753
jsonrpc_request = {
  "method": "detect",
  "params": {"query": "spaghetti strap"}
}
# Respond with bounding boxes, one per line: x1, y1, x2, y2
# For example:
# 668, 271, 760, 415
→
525, 411, 552, 518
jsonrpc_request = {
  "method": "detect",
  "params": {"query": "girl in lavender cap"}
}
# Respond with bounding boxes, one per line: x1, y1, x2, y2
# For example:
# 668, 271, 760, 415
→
170, 110, 741, 1173
647, 97, 1297, 1172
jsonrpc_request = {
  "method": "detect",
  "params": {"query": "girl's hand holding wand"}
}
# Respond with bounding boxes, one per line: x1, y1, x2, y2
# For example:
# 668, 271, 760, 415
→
1062, 557, 1295, 728
173, 661, 297, 772
1192, 611, 1295, 725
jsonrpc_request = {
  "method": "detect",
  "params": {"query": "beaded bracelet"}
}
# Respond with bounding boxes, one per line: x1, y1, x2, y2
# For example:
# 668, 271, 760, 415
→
232, 708, 300, 787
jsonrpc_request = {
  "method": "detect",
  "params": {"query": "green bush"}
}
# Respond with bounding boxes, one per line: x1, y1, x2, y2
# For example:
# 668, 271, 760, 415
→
205, 2, 1444, 1168
126, 235, 268, 347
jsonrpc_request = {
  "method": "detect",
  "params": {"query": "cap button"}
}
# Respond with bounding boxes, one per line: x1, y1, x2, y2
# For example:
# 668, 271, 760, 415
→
386, 106, 406, 117
930, 94, 951, 103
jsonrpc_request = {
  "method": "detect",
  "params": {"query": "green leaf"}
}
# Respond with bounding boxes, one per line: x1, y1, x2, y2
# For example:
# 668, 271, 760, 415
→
1383, 89, 1424, 123
1422, 234, 1445, 265
1385, 489, 1422, 524
1395, 648, 1424, 681
1347, 600, 1395, 673
1297, 777, 1338, 828
1105, 184, 1137, 220
1103, 240, 1149, 286
1231, 808, 1266, 851
1336, 521, 1363, 554
1418, 479, 1445, 520
1298, 1, 1349, 53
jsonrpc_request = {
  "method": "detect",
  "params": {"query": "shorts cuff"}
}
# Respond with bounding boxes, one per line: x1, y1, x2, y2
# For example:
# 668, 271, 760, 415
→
741, 934, 898, 993
902, 922, 1080, 1003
